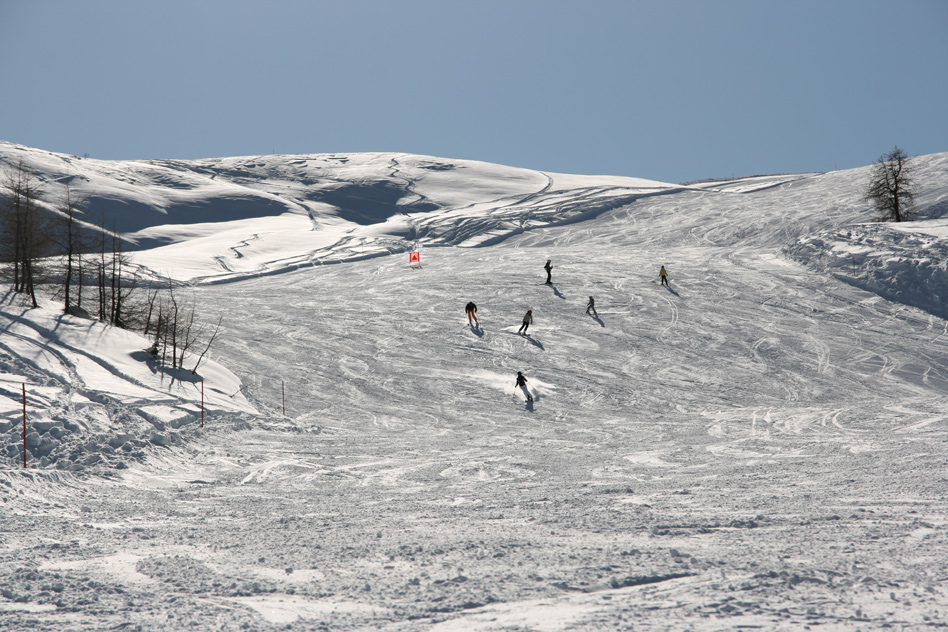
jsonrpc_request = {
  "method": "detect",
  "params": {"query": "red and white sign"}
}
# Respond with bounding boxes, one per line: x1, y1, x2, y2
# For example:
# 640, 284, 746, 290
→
409, 251, 420, 264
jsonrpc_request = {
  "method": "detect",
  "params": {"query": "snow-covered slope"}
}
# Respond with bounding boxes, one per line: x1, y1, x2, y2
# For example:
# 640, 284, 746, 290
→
2, 142, 948, 630
0, 141, 674, 284
783, 152, 948, 319
0, 292, 255, 472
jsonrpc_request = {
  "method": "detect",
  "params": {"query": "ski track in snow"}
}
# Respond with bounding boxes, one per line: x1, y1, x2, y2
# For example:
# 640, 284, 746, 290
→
2, 149, 948, 629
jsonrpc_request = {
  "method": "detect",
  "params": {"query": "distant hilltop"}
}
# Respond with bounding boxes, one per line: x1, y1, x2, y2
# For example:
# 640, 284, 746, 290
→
0, 141, 670, 251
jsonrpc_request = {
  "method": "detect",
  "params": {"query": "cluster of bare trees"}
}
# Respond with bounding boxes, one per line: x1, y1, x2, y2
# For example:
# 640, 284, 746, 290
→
142, 282, 222, 373
57, 182, 135, 324
0, 161, 220, 374
0, 162, 138, 323
0, 163, 50, 307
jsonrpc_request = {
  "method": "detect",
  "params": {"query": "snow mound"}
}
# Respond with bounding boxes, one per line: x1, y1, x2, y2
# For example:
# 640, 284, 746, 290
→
0, 293, 256, 472
786, 220, 948, 321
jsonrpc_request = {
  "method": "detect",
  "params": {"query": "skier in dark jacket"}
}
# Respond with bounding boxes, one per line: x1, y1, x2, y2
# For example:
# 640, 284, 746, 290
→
515, 371, 533, 402
518, 309, 533, 334
544, 260, 553, 284
465, 301, 478, 325
586, 296, 597, 316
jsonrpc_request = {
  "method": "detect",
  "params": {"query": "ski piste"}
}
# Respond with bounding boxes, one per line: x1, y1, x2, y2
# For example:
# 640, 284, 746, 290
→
3, 140, 947, 630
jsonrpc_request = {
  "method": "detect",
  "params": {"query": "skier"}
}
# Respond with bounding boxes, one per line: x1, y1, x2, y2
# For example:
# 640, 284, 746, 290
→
659, 265, 669, 286
515, 371, 533, 402
586, 296, 597, 316
465, 301, 478, 325
544, 259, 553, 284
518, 309, 533, 335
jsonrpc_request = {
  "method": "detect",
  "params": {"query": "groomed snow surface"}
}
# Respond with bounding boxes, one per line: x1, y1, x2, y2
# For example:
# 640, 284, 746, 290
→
2, 144, 948, 630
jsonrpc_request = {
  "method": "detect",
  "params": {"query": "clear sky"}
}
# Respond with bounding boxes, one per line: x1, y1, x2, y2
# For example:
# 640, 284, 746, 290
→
1, 0, 945, 183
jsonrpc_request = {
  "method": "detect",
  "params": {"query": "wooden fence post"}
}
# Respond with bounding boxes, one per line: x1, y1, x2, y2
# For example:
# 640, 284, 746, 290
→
22, 384, 27, 468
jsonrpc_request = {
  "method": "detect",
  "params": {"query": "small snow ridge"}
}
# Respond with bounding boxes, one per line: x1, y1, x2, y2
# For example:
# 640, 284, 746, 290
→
221, 596, 389, 624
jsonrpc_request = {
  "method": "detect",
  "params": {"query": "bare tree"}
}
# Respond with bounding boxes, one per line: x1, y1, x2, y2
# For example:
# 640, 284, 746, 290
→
174, 293, 198, 369
94, 218, 109, 319
142, 284, 161, 337
107, 227, 136, 327
866, 146, 917, 222
168, 281, 180, 367
58, 182, 89, 314
89, 218, 131, 325
190, 312, 223, 374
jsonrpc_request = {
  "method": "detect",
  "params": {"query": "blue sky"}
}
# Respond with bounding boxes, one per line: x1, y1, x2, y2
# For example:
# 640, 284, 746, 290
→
1, 0, 945, 183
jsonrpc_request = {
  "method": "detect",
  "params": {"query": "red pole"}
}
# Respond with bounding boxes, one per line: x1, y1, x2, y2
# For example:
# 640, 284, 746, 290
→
22, 384, 27, 468
201, 380, 205, 428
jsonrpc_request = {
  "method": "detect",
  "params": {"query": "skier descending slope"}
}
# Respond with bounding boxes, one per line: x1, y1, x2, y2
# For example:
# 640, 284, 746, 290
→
518, 309, 533, 335
544, 259, 553, 284
659, 265, 669, 286
586, 296, 597, 316
515, 371, 533, 402
465, 301, 478, 325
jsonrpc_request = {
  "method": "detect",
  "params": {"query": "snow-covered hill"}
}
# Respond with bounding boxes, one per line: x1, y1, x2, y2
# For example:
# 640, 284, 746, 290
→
2, 142, 948, 630
0, 141, 673, 284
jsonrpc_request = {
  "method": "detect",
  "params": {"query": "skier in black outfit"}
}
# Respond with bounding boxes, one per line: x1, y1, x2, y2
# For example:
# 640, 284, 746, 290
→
544, 260, 553, 284
515, 371, 533, 402
465, 301, 478, 325
586, 296, 597, 315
